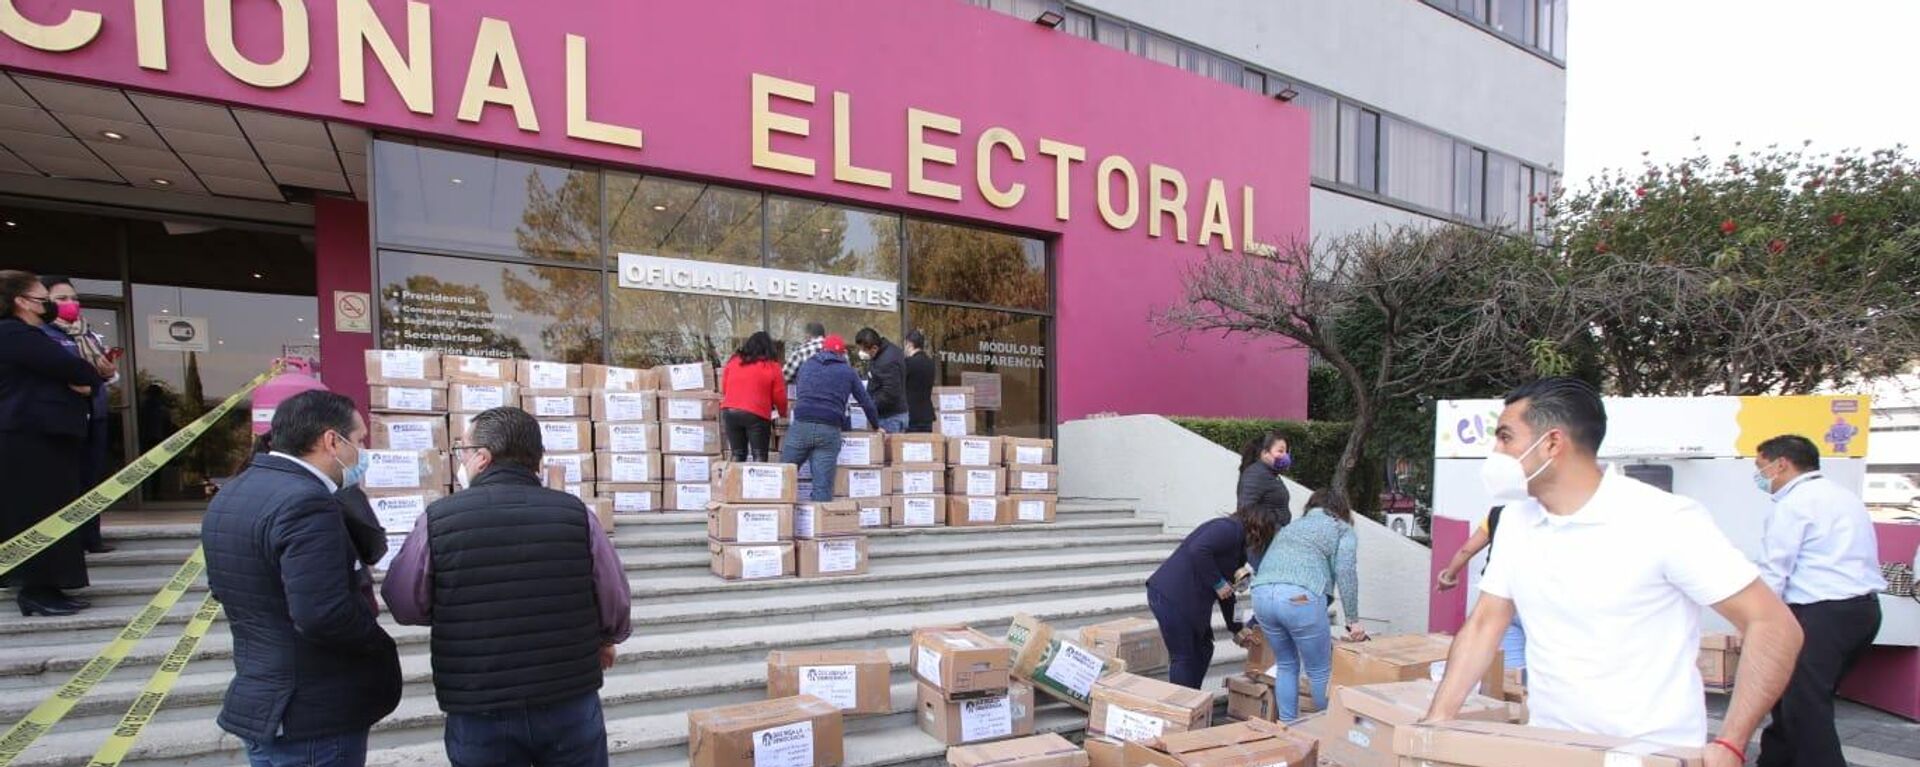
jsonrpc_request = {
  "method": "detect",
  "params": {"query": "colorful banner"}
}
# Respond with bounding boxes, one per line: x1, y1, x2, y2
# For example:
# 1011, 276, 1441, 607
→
1435, 395, 1872, 459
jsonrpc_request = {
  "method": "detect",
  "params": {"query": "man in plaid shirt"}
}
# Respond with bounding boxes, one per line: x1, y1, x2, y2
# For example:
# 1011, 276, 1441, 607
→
782, 322, 827, 384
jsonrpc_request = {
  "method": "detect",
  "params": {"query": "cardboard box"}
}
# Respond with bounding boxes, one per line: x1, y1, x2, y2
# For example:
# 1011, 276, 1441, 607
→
369, 381, 447, 414
798, 536, 869, 578
685, 694, 843, 767
516, 360, 582, 390
523, 390, 591, 419
938, 411, 979, 437
1079, 618, 1169, 676
601, 482, 662, 513
1123, 719, 1317, 767
949, 468, 1006, 498
369, 413, 448, 451
836, 432, 886, 467
1319, 680, 1517, 765
365, 349, 442, 382
1224, 675, 1277, 723
892, 495, 947, 527
707, 540, 795, 580
1087, 673, 1213, 743
715, 461, 797, 503
917, 680, 1036, 745
795, 501, 862, 539
707, 503, 795, 543
365, 488, 446, 533
671, 454, 719, 484
537, 419, 592, 453
1392, 720, 1704, 767
1007, 466, 1058, 494
592, 389, 659, 422
913, 628, 1014, 699
655, 361, 716, 392
766, 649, 892, 716
663, 421, 724, 455
1503, 667, 1527, 704
584, 363, 652, 391
949, 436, 1004, 467
1006, 613, 1126, 710
1002, 437, 1056, 466
1699, 633, 1741, 690
888, 433, 947, 465
361, 449, 449, 491
449, 381, 522, 414
846, 499, 888, 530
1083, 738, 1124, 767
1329, 634, 1504, 701
948, 496, 1009, 527
444, 354, 514, 383
661, 391, 723, 421
948, 733, 1088, 767
933, 386, 976, 412
541, 452, 594, 483
889, 464, 948, 496
585, 497, 614, 533
595, 451, 663, 484
1008, 495, 1057, 524
595, 422, 660, 454
833, 467, 892, 499
665, 482, 713, 511
1243, 630, 1275, 678
451, 412, 477, 440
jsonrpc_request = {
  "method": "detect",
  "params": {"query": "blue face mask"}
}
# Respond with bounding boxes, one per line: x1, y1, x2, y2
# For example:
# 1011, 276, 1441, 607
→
1271, 453, 1293, 471
1752, 468, 1774, 494
332, 432, 369, 489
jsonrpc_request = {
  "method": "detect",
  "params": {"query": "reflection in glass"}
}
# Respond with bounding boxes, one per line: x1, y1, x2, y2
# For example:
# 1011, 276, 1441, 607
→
907, 302, 1050, 437
608, 174, 763, 267
766, 304, 900, 364
374, 140, 601, 263
766, 196, 899, 279
378, 251, 602, 363
609, 284, 759, 369
906, 220, 1047, 311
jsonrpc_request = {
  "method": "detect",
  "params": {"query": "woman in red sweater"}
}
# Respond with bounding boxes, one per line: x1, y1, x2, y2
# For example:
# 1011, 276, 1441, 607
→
720, 331, 789, 462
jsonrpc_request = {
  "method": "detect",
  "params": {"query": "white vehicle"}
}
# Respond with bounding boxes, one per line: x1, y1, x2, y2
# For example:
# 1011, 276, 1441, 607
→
1863, 473, 1920, 508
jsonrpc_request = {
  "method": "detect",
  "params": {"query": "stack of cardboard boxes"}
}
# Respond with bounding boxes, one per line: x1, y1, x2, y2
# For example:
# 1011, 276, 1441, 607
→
933, 385, 982, 437
887, 433, 947, 528
584, 364, 664, 516
1229, 632, 1507, 724
363, 350, 456, 556
707, 462, 800, 581
1698, 633, 1740, 694
911, 626, 1034, 747
655, 361, 724, 512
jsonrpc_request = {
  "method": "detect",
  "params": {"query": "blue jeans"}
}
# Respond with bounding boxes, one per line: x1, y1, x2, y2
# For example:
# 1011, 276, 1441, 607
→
1254, 583, 1333, 723
444, 692, 609, 767
243, 731, 369, 767
780, 421, 844, 502
1500, 616, 1526, 671
878, 413, 909, 434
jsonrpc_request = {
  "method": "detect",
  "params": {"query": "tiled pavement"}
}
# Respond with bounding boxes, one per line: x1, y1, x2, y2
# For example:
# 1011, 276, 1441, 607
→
1709, 694, 1920, 766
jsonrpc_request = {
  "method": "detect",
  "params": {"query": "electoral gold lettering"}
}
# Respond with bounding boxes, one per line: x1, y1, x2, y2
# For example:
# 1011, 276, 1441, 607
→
976, 127, 1025, 209
1198, 179, 1234, 250
1036, 139, 1085, 222
751, 73, 815, 176
1096, 155, 1139, 230
0, 0, 101, 52
906, 108, 962, 201
1241, 186, 1257, 254
457, 17, 538, 131
1148, 164, 1189, 242
205, 0, 310, 88
833, 91, 890, 188
566, 34, 642, 148
133, 0, 166, 70
338, 0, 432, 114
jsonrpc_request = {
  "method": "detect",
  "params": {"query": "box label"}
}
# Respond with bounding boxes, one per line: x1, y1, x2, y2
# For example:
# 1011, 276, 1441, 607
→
666, 363, 705, 391
750, 720, 813, 767
847, 470, 882, 498
370, 494, 424, 532
386, 387, 433, 412
1051, 642, 1105, 699
939, 413, 967, 436
666, 398, 704, 420
563, 484, 588, 501
798, 665, 858, 710
610, 454, 654, 483
938, 393, 967, 412
737, 509, 781, 543
675, 483, 712, 509
669, 424, 707, 453
858, 506, 884, 528
916, 647, 943, 684
1105, 705, 1167, 743
527, 361, 569, 389
1019, 471, 1050, 491
603, 392, 648, 421
379, 350, 425, 380
459, 356, 501, 377
739, 546, 784, 579
901, 471, 934, 495
968, 498, 997, 523
386, 421, 435, 451
1015, 445, 1045, 465
966, 470, 997, 496
612, 491, 654, 512
608, 425, 652, 452
1018, 500, 1047, 522
904, 498, 937, 526
959, 439, 991, 466
741, 465, 785, 499
461, 385, 508, 411
605, 367, 639, 389
838, 438, 872, 465
794, 506, 816, 538
364, 451, 422, 489
960, 695, 1013, 742
676, 455, 714, 483
545, 455, 584, 483
540, 422, 581, 452
902, 442, 934, 463
533, 396, 577, 417
849, 407, 870, 431
819, 539, 859, 573
1347, 728, 1372, 748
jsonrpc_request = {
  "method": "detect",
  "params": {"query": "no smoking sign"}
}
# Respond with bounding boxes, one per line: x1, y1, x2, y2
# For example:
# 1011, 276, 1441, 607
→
334, 290, 371, 334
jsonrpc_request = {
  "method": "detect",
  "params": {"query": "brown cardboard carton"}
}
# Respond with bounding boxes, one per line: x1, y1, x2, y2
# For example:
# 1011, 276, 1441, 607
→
671, 454, 720, 484
1006, 466, 1059, 494
448, 381, 522, 414
948, 496, 1009, 527
685, 694, 843, 767
365, 488, 446, 533
663, 421, 724, 455
1330, 634, 1503, 700
1087, 673, 1213, 743
913, 629, 1014, 698
917, 680, 1036, 745
835, 432, 885, 467
706, 540, 795, 580
797, 536, 868, 577
948, 732, 1088, 767
365, 349, 442, 382
1002, 438, 1057, 466
584, 363, 652, 391
948, 436, 1005, 467
707, 503, 796, 543
1083, 738, 1125, 767
516, 360, 582, 390
892, 495, 947, 527
795, 501, 862, 539
537, 419, 592, 453
451, 412, 477, 441
557, 482, 595, 502
1392, 720, 1704, 766
361, 449, 449, 491
938, 411, 979, 437
716, 462, 798, 503
369, 381, 448, 414
523, 390, 592, 419
601, 482, 662, 513
949, 468, 1006, 498
369, 413, 449, 451
766, 649, 892, 716
585, 497, 614, 533
833, 467, 892, 499
541, 452, 595, 483
1244, 629, 1275, 677
595, 422, 661, 454
661, 391, 723, 421
1006, 613, 1127, 710
1078, 618, 1169, 675
933, 386, 976, 412
1321, 680, 1516, 764
889, 464, 948, 496
595, 451, 663, 484
665, 482, 714, 511
655, 361, 717, 392
888, 433, 947, 465
1007, 495, 1057, 524
1223, 674, 1276, 723
1699, 633, 1741, 690
591, 389, 659, 422
443, 354, 514, 383
1123, 719, 1318, 767
1502, 668, 1527, 704
852, 499, 890, 530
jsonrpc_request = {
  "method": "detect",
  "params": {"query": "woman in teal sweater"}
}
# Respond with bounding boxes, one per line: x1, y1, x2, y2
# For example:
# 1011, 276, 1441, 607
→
1248, 489, 1368, 722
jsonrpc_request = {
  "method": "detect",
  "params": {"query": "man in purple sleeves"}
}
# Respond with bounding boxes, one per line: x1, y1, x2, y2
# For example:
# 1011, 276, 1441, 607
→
382, 406, 631, 767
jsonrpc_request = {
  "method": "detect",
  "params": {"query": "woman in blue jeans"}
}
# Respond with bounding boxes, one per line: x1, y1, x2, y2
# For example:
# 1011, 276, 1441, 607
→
1249, 489, 1367, 722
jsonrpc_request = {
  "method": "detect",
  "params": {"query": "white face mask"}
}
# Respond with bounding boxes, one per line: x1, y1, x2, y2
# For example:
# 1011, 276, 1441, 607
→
456, 461, 472, 490
1480, 432, 1553, 503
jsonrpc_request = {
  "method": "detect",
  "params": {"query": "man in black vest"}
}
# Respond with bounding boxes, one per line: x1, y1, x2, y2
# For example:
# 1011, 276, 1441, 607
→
383, 407, 631, 767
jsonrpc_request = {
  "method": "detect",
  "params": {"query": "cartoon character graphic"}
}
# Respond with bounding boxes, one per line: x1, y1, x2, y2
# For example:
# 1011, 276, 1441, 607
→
1824, 416, 1859, 454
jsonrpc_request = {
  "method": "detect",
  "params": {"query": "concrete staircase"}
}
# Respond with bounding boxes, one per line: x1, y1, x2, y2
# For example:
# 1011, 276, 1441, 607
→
0, 501, 1252, 767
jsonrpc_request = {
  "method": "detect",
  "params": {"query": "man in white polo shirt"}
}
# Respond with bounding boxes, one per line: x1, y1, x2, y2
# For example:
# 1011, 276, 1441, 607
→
1425, 378, 1804, 767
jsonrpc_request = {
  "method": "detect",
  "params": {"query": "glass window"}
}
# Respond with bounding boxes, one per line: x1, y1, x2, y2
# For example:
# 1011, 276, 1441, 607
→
1456, 0, 1487, 22
1093, 17, 1128, 49
906, 219, 1048, 311
128, 219, 315, 297
373, 140, 600, 264
0, 205, 123, 290
607, 287, 759, 369
1294, 87, 1338, 181
1340, 106, 1382, 193
766, 196, 899, 280
1486, 153, 1524, 227
907, 303, 1050, 438
1064, 9, 1094, 38
1242, 69, 1267, 95
607, 173, 763, 268
1138, 32, 1179, 66
1384, 118, 1453, 212
378, 250, 604, 363
1454, 145, 1485, 221
1494, 0, 1529, 41
766, 303, 900, 368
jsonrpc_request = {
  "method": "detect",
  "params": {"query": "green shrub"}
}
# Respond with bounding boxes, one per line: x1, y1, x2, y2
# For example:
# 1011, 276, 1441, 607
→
1170, 416, 1385, 517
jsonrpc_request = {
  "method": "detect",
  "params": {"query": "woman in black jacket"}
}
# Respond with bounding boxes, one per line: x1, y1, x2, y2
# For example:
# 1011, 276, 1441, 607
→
0, 270, 106, 616
1236, 431, 1294, 528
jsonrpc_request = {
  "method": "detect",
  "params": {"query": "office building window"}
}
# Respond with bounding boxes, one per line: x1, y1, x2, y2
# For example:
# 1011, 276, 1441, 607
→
1093, 16, 1129, 49
1137, 31, 1179, 66
1487, 153, 1523, 227
1242, 69, 1267, 95
1064, 9, 1095, 38
1455, 145, 1486, 221
374, 140, 601, 264
1385, 118, 1454, 212
1339, 105, 1383, 193
1294, 87, 1338, 181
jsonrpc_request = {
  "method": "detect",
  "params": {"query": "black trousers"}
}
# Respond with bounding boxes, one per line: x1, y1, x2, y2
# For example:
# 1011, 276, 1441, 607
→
1757, 593, 1882, 767
1147, 585, 1214, 690
721, 409, 773, 462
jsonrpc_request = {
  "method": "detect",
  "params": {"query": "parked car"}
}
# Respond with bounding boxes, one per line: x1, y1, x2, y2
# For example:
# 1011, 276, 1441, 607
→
1864, 473, 1920, 508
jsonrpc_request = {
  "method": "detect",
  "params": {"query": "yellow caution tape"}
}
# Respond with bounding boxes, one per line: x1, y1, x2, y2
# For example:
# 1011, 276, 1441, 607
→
0, 364, 279, 577
0, 548, 206, 767
82, 593, 222, 767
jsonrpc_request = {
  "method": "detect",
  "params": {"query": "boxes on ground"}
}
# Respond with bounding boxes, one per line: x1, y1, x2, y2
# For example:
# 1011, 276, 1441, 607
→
366, 349, 442, 382
939, 411, 979, 437
833, 467, 891, 499
1699, 633, 1741, 690
1006, 613, 1125, 710
949, 468, 1006, 497
934, 386, 976, 412
370, 380, 447, 414
852, 499, 890, 530
1502, 667, 1527, 705
449, 380, 522, 413
664, 421, 724, 455
592, 389, 658, 422
362, 449, 449, 491
369, 413, 448, 450
766, 649, 891, 716
655, 361, 717, 392
949, 436, 1003, 467
797, 537, 868, 577
686, 694, 843, 767
716, 462, 798, 504
537, 419, 592, 453
671, 454, 718, 484
1302, 679, 1518, 766
541, 452, 594, 484
1392, 720, 1703, 766
595, 422, 660, 453
584, 363, 652, 391
444, 354, 513, 383
1003, 437, 1056, 466
602, 483, 661, 513
893, 495, 947, 527
913, 628, 1014, 699
708, 540, 795, 580
1078, 618, 1169, 676
948, 496, 1009, 527
1223, 675, 1277, 723
795, 501, 861, 538
665, 482, 714, 512
1329, 634, 1504, 700
917, 680, 1036, 745
1088, 673, 1212, 744
889, 433, 947, 465
1083, 738, 1124, 767
596, 451, 662, 484
661, 391, 722, 421
708, 503, 795, 543
836, 432, 885, 467
947, 733, 1088, 767
1007, 466, 1058, 493
1008, 495, 1057, 524
889, 464, 947, 495
523, 389, 591, 419
1123, 719, 1318, 767
516, 360, 582, 390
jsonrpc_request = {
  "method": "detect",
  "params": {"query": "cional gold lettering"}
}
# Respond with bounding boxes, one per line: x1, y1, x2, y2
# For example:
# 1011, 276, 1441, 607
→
1096, 155, 1139, 230
1198, 179, 1234, 251
751, 73, 815, 176
205, 0, 310, 88
338, 0, 432, 114
1241, 186, 1257, 254
976, 127, 1025, 209
1036, 139, 1085, 222
906, 108, 962, 201
1148, 164, 1189, 242
0, 0, 101, 52
833, 91, 889, 188
457, 17, 538, 132
134, 0, 166, 70
567, 34, 642, 148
